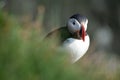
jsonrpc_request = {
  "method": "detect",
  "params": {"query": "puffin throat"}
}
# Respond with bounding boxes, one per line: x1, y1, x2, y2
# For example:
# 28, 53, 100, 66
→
72, 25, 86, 41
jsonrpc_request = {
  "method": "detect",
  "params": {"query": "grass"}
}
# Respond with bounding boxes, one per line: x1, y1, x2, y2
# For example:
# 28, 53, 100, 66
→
0, 11, 120, 80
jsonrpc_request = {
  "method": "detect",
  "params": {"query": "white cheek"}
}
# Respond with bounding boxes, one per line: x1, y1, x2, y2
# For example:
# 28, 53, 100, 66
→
68, 19, 81, 33
84, 24, 87, 31
84, 20, 88, 31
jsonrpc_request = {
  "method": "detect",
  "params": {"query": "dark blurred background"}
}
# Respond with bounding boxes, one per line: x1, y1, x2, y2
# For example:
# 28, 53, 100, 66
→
0, 0, 120, 80
1, 0, 120, 55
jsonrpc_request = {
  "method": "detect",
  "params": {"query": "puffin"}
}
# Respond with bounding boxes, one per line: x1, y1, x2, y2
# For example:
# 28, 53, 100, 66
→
45, 14, 90, 63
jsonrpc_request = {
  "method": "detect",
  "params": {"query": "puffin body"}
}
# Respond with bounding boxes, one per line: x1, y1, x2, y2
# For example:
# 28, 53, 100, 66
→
45, 27, 72, 43
63, 35, 90, 63
45, 14, 90, 63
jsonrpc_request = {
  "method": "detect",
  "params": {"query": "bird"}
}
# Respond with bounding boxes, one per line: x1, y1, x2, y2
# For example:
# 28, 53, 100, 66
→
45, 14, 90, 63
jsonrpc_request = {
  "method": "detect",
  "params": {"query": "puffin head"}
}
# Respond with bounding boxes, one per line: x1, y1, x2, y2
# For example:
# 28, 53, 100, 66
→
67, 14, 88, 41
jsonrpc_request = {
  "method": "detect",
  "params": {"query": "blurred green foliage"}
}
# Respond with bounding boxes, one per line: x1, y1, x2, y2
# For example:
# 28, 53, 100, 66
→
0, 10, 120, 80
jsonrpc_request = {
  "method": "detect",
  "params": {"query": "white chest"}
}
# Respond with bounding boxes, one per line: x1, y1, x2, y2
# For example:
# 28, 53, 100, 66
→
63, 35, 90, 63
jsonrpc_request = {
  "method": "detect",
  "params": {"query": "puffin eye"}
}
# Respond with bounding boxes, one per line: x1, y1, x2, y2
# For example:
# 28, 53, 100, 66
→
73, 21, 75, 25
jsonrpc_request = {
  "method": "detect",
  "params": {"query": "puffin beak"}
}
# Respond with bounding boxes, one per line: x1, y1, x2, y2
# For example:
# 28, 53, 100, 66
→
81, 25, 85, 41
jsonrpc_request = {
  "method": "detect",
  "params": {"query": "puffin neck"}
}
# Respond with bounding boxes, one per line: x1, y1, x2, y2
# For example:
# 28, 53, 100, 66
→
72, 30, 87, 40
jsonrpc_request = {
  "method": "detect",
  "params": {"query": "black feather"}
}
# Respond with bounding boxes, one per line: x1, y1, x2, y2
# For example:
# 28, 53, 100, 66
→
70, 14, 87, 23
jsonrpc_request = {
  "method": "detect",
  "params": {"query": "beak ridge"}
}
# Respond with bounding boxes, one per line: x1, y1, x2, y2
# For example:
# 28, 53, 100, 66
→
81, 25, 85, 41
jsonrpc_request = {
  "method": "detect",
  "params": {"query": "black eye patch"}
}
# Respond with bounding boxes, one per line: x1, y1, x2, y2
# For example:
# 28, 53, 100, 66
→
73, 21, 75, 25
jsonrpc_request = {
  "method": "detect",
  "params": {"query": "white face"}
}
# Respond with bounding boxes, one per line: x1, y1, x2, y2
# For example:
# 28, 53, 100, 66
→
67, 18, 88, 33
